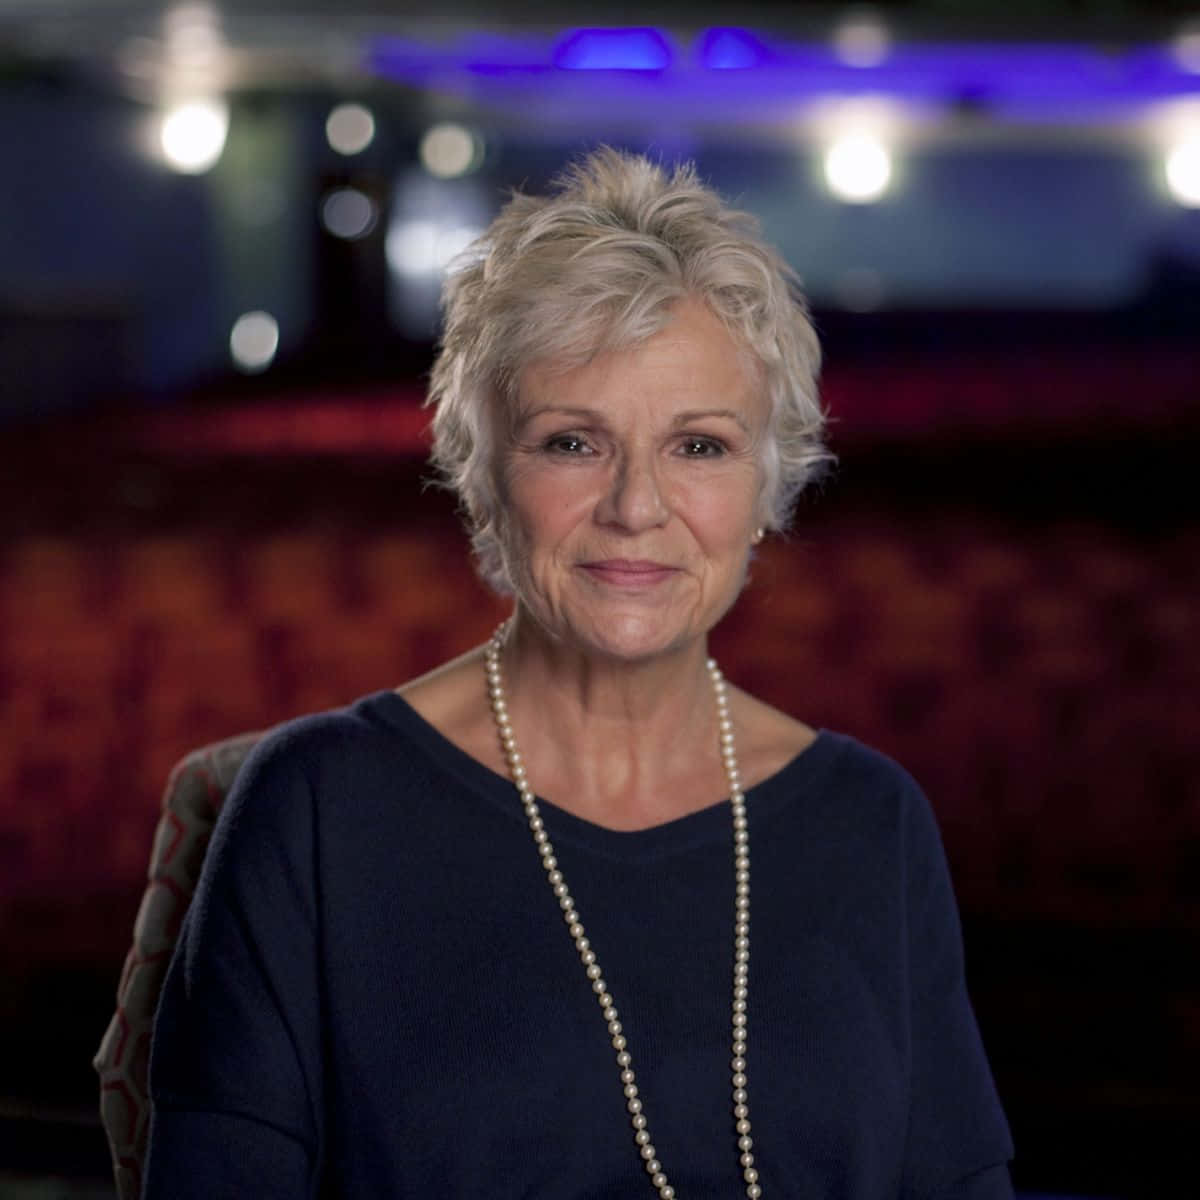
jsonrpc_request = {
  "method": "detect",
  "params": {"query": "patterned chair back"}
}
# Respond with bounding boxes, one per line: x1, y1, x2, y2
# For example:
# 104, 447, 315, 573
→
93, 731, 263, 1200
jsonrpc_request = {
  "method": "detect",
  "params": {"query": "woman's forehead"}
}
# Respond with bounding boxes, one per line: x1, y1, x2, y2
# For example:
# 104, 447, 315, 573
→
514, 302, 766, 418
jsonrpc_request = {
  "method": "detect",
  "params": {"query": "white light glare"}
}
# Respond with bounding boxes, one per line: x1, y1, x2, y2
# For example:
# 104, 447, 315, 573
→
326, 103, 376, 155
386, 221, 482, 276
419, 123, 481, 179
1165, 139, 1200, 206
321, 188, 378, 240
823, 134, 893, 202
229, 311, 279, 372
833, 15, 890, 68
160, 99, 228, 173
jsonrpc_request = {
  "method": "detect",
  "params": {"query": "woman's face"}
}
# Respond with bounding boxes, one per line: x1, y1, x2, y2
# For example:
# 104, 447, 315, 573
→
498, 299, 770, 663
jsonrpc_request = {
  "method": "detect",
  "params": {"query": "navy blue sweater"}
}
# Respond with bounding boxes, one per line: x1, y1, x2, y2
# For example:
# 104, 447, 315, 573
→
146, 691, 1013, 1197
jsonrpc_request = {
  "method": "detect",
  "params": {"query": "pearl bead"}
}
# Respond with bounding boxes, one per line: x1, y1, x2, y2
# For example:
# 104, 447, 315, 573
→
486, 624, 760, 1198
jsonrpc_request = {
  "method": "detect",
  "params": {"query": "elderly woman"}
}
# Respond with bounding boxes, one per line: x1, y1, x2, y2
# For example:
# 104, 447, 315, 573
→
145, 148, 1013, 1197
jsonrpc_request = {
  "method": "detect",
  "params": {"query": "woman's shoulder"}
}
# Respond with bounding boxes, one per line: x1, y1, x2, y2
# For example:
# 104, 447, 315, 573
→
729, 687, 819, 792
731, 688, 932, 828
225, 685, 445, 815
395, 644, 507, 777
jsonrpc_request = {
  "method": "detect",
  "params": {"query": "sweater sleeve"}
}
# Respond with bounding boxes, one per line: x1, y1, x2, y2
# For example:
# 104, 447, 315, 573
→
900, 782, 1014, 1200
144, 731, 324, 1197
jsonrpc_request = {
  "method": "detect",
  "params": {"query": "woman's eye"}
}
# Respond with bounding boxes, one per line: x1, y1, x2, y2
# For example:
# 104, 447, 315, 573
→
680, 437, 725, 458
545, 434, 592, 455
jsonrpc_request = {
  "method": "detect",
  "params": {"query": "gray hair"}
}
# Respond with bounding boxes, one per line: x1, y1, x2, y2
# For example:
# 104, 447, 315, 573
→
427, 146, 829, 593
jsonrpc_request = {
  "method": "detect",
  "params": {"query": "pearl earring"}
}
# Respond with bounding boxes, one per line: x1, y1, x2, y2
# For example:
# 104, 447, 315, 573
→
752, 528, 765, 545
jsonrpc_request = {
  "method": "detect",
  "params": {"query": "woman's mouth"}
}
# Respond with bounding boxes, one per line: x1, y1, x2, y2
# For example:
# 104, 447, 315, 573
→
578, 559, 678, 587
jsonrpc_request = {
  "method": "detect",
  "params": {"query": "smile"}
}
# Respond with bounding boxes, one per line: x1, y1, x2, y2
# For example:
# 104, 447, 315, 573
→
578, 559, 679, 587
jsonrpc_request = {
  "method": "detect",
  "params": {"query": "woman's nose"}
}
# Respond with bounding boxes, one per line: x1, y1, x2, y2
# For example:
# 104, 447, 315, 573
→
595, 453, 669, 533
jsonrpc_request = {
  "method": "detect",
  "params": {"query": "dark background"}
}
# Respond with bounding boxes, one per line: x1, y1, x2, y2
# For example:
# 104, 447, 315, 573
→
1, 2, 1198, 1196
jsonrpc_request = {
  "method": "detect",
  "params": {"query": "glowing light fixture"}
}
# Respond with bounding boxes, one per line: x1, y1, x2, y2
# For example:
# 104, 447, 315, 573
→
833, 15, 890, 68
326, 103, 376, 155
696, 28, 768, 70
321, 188, 378, 239
823, 134, 893, 202
419, 123, 481, 178
1165, 139, 1200, 206
386, 220, 482, 276
160, 99, 228, 173
554, 27, 673, 70
229, 311, 279, 372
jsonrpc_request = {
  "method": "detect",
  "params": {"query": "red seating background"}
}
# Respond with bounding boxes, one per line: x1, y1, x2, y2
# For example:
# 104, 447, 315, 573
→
4, 503, 1194, 942
1, 363, 1197, 1190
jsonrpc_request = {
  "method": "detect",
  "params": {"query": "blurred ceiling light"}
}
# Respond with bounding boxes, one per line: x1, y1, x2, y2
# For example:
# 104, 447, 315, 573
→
159, 99, 229, 173
326, 103, 376, 155
1165, 139, 1200, 206
419, 123, 482, 179
696, 28, 769, 70
554, 27, 673, 70
164, 3, 223, 70
436, 226, 483, 269
1171, 28, 1200, 74
823, 133, 893, 202
386, 220, 482, 276
833, 13, 890, 68
321, 188, 379, 240
229, 311, 280, 373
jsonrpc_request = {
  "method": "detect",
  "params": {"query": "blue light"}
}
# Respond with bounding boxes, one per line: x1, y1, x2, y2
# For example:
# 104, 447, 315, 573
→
554, 28, 673, 71
697, 28, 769, 70
366, 31, 1200, 125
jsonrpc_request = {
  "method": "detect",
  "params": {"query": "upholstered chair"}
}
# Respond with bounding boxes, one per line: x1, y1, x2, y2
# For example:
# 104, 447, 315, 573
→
93, 731, 263, 1200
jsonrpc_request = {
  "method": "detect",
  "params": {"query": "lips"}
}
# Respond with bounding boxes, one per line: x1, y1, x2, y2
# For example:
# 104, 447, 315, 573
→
579, 559, 678, 586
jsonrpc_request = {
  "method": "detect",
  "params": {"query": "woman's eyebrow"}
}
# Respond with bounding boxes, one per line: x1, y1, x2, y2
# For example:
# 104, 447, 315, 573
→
514, 405, 600, 430
672, 408, 751, 432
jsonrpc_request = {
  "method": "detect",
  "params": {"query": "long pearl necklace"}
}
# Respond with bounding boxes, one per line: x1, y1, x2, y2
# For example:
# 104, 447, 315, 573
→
484, 624, 762, 1199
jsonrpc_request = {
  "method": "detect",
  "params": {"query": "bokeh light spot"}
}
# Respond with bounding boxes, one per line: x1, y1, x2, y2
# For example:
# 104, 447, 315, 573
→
386, 220, 482, 275
229, 311, 279, 372
1165, 139, 1200, 206
321, 188, 378, 239
160, 99, 229, 173
823, 134, 893, 202
833, 16, 890, 68
419, 123, 481, 179
326, 103, 376, 155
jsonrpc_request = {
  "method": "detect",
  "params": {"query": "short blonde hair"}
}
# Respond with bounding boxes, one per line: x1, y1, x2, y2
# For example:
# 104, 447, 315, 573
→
427, 146, 829, 592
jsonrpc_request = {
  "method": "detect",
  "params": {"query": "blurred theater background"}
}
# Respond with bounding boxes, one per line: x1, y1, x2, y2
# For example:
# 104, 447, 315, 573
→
1, 1, 1198, 1196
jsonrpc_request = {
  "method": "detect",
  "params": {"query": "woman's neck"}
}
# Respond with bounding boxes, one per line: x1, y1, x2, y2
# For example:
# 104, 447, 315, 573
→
496, 611, 727, 830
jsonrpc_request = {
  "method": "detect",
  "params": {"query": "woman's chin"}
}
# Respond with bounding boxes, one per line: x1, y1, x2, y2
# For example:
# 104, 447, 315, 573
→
565, 610, 702, 664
